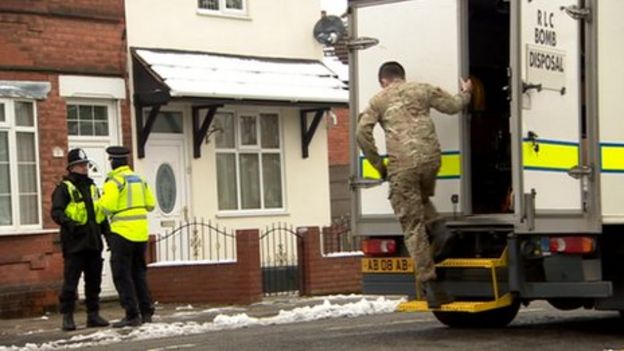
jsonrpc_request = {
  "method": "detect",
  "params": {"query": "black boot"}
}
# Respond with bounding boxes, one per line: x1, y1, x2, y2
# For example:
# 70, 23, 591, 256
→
86, 311, 110, 327
112, 315, 141, 328
429, 219, 456, 263
141, 307, 154, 324
424, 281, 455, 309
62, 313, 76, 331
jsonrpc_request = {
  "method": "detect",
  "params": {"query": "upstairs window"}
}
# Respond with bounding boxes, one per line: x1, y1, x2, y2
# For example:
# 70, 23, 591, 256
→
198, 0, 247, 16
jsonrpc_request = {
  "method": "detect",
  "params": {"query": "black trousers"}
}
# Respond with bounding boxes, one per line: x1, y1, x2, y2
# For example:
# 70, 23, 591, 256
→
59, 250, 103, 314
108, 233, 153, 318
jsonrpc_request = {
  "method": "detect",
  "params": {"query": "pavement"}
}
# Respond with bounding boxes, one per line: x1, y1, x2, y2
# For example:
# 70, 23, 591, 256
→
0, 294, 373, 349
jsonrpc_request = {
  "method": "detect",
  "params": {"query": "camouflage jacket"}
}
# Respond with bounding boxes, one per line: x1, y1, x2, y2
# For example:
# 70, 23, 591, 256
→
356, 80, 470, 176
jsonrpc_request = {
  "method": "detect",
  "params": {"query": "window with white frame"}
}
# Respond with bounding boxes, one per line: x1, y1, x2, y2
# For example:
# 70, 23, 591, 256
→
214, 111, 283, 212
0, 99, 41, 229
198, 0, 247, 16
67, 103, 110, 137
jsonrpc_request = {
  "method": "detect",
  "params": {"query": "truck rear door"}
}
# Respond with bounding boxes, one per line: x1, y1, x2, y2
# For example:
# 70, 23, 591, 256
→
350, 0, 467, 236
511, 0, 600, 233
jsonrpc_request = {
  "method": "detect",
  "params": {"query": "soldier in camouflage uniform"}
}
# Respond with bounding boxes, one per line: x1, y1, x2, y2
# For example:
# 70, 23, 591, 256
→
356, 61, 472, 308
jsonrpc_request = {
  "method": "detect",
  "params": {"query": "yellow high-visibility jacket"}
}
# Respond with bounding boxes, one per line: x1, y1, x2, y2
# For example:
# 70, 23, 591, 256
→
99, 166, 155, 242
63, 180, 106, 225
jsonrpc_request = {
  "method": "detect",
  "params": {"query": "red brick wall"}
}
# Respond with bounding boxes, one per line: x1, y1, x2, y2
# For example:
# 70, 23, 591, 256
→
147, 230, 263, 305
0, 233, 62, 318
299, 227, 362, 296
327, 108, 350, 166
0, 1, 130, 319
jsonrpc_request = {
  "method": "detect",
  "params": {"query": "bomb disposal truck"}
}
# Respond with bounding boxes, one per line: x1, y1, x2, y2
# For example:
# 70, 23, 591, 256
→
348, 0, 624, 327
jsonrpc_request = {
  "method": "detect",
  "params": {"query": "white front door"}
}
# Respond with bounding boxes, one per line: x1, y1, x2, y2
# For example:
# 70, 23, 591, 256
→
144, 135, 188, 260
67, 100, 119, 298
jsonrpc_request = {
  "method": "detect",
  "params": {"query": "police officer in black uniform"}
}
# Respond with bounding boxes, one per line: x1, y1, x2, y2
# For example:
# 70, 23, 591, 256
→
51, 148, 110, 331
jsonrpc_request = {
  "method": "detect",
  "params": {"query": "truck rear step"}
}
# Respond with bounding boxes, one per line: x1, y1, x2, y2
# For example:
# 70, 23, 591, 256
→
398, 248, 512, 313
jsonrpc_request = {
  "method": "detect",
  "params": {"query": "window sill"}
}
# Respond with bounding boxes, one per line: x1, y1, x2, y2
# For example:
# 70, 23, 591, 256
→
0, 227, 56, 236
196, 9, 251, 21
216, 209, 289, 219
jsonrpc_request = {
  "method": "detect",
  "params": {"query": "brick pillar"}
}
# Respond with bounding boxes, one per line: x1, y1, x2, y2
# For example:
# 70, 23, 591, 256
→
298, 226, 322, 296
145, 234, 157, 264
235, 229, 262, 304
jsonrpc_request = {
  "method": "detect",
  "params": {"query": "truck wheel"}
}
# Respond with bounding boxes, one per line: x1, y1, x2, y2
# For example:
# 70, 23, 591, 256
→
432, 300, 520, 328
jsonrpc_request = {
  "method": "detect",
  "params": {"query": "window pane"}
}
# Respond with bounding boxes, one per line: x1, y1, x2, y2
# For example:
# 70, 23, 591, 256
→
260, 114, 280, 148
262, 154, 283, 208
15, 101, 34, 127
240, 116, 257, 146
226, 0, 243, 9
67, 121, 79, 136
0, 196, 11, 225
216, 153, 238, 210
239, 153, 260, 209
198, 0, 219, 10
0, 131, 8, 162
0, 165, 10, 194
67, 105, 78, 121
0, 103, 5, 122
156, 163, 177, 214
19, 194, 38, 225
94, 121, 109, 136
79, 105, 93, 120
151, 111, 183, 134
80, 121, 94, 136
215, 113, 235, 148
93, 106, 108, 121
18, 164, 37, 193
16, 132, 35, 162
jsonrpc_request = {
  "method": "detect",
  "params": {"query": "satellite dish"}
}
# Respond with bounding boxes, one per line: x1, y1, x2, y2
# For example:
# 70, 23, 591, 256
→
313, 12, 345, 45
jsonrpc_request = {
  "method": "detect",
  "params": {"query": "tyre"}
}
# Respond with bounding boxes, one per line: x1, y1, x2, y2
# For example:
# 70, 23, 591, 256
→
432, 299, 521, 328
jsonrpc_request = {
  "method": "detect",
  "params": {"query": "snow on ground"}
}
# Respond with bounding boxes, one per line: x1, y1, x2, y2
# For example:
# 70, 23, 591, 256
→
0, 296, 402, 351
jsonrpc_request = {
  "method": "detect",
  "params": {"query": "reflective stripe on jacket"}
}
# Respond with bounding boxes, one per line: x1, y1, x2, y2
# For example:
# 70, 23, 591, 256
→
63, 180, 105, 225
99, 166, 155, 242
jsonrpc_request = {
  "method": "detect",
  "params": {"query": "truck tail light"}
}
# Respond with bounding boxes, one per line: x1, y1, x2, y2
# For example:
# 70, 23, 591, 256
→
549, 236, 595, 254
361, 239, 397, 256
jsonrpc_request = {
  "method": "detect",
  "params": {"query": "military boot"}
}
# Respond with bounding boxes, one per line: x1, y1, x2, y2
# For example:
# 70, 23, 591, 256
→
86, 311, 109, 328
428, 219, 456, 263
62, 313, 76, 331
424, 281, 455, 309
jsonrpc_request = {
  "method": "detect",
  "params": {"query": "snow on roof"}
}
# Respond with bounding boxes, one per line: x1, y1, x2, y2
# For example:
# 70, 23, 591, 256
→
135, 49, 348, 104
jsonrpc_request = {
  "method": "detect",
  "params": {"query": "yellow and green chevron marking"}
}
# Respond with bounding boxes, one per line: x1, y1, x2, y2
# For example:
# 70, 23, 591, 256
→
359, 151, 461, 180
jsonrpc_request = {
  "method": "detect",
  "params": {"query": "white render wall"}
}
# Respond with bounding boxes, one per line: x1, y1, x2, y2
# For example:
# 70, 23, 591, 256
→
125, 0, 323, 60
125, 1, 333, 230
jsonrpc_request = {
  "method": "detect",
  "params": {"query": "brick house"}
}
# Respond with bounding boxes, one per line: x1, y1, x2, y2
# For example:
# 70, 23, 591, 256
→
0, 0, 130, 318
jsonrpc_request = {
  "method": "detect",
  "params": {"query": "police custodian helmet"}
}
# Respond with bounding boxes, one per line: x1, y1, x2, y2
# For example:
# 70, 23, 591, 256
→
66, 148, 90, 169
105, 146, 130, 159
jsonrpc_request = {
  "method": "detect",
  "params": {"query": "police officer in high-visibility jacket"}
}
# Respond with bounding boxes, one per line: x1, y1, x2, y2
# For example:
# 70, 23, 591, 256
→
99, 146, 156, 328
51, 148, 110, 331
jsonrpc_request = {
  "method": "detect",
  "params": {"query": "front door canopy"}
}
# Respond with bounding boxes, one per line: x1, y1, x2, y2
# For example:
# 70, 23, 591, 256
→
132, 47, 348, 159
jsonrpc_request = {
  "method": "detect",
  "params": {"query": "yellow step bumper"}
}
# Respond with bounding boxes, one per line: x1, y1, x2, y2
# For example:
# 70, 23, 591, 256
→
397, 293, 513, 313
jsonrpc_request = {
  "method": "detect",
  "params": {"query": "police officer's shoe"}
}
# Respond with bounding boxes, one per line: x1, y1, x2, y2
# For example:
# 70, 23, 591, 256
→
62, 313, 76, 331
428, 219, 456, 263
86, 311, 110, 327
142, 312, 153, 324
424, 281, 455, 309
112, 315, 142, 328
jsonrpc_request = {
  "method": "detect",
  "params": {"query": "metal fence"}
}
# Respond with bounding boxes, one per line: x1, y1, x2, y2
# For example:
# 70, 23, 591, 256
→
153, 219, 237, 263
322, 216, 361, 255
260, 223, 302, 296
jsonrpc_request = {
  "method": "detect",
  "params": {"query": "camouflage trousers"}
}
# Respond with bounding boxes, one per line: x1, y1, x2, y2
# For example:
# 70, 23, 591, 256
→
388, 160, 441, 283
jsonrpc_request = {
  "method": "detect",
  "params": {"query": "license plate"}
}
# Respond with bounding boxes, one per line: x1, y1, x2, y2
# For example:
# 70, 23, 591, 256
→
361, 258, 414, 273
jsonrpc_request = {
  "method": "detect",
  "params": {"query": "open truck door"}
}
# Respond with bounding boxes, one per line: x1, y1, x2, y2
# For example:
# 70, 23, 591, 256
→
350, 0, 468, 236
511, 0, 600, 233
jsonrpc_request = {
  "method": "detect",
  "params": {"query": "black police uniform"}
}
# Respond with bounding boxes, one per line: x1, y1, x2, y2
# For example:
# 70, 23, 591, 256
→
50, 149, 110, 330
